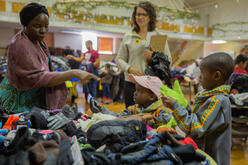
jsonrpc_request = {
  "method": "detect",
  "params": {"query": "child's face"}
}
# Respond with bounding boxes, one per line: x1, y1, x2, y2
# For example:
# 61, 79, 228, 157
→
105, 65, 110, 70
239, 61, 248, 69
199, 66, 217, 90
133, 83, 156, 107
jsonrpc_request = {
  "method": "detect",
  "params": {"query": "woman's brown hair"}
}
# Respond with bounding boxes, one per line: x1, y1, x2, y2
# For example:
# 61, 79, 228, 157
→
131, 1, 157, 33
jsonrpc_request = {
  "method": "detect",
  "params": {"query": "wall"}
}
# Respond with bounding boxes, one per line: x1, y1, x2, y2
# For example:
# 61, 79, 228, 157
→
43, 33, 54, 48
0, 27, 14, 47
115, 38, 122, 54
54, 32, 82, 50
204, 41, 248, 58
198, 0, 248, 27
100, 54, 116, 62
173, 40, 204, 66
197, 0, 248, 39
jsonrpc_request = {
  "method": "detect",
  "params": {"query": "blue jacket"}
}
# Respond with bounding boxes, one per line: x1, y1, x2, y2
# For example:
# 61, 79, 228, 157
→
108, 133, 206, 165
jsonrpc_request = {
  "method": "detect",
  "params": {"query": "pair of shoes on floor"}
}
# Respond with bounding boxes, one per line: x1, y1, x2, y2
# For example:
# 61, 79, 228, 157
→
89, 97, 102, 113
102, 97, 111, 104
113, 98, 124, 103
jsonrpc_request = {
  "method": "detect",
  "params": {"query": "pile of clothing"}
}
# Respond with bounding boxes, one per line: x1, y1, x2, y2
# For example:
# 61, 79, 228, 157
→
170, 67, 195, 84
228, 73, 248, 94
51, 56, 71, 71
0, 102, 216, 165
227, 73, 248, 106
145, 52, 172, 88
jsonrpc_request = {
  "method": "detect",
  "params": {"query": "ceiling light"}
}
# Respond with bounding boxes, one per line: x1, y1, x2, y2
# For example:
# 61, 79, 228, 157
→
214, 3, 219, 8
211, 40, 226, 44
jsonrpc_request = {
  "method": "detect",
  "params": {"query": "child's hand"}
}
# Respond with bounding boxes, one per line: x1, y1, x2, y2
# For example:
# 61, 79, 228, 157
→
161, 96, 177, 108
142, 114, 153, 121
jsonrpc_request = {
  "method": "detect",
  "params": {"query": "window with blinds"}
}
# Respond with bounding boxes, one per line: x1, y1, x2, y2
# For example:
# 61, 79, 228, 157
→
98, 37, 113, 54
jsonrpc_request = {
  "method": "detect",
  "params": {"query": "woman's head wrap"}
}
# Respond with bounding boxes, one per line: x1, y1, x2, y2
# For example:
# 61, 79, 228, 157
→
19, 3, 49, 26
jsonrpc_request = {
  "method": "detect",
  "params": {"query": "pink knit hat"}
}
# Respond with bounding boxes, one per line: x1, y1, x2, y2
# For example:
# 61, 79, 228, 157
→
129, 74, 163, 99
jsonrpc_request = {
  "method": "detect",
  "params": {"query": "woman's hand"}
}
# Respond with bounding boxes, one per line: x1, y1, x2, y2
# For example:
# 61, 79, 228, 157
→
128, 66, 144, 76
75, 70, 100, 84
144, 46, 154, 63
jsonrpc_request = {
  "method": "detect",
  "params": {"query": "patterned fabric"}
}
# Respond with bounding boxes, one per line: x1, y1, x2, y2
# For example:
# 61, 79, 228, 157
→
122, 99, 173, 128
0, 31, 67, 112
227, 73, 248, 93
0, 77, 44, 112
226, 73, 248, 84
193, 85, 230, 110
171, 85, 232, 165
173, 85, 230, 132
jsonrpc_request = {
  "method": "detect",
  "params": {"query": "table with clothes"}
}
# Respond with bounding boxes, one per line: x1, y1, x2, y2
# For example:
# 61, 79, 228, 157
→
0, 100, 217, 165
0, 52, 217, 165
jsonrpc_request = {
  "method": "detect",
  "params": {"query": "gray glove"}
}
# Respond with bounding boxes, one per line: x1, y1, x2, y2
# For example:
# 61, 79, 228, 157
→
89, 97, 102, 113
30, 107, 50, 129
47, 112, 71, 130
62, 105, 78, 120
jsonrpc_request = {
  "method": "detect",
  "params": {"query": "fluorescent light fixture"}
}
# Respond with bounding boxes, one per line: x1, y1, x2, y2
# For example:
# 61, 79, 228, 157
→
211, 40, 226, 44
60, 30, 82, 35
214, 3, 219, 8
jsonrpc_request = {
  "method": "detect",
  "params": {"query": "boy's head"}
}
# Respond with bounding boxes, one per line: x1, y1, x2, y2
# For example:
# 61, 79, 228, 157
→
129, 74, 163, 107
240, 45, 248, 57
85, 40, 93, 50
199, 52, 234, 90
105, 63, 111, 70
235, 54, 248, 69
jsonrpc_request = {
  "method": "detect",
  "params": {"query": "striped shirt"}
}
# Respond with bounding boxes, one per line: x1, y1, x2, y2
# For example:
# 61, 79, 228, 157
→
171, 85, 232, 165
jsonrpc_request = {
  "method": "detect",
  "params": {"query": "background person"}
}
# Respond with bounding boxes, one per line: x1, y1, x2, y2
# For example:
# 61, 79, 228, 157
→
0, 3, 98, 113
117, 1, 171, 108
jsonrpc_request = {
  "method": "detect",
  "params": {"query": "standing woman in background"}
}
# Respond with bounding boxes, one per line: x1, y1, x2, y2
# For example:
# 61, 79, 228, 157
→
0, 3, 98, 113
117, 1, 171, 108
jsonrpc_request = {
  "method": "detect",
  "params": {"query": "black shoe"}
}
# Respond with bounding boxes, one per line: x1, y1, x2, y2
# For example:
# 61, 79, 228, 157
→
89, 97, 102, 113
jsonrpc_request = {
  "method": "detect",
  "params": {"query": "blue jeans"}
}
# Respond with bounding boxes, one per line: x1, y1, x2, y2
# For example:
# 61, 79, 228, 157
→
108, 133, 183, 165
102, 84, 111, 98
81, 63, 99, 99
83, 79, 98, 99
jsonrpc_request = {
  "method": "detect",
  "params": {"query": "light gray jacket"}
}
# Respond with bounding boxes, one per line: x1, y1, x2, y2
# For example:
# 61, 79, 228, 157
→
116, 30, 171, 81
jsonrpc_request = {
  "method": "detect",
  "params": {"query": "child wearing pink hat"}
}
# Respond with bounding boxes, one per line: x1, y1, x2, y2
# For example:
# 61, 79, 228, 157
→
92, 74, 173, 128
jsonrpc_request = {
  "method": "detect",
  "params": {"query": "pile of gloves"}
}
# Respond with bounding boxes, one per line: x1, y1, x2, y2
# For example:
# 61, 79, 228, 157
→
30, 105, 79, 130
51, 56, 71, 71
